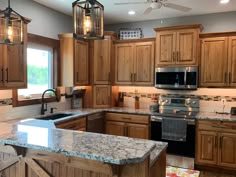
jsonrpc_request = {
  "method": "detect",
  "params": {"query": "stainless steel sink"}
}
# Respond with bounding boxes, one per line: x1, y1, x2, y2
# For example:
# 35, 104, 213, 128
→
35, 113, 74, 120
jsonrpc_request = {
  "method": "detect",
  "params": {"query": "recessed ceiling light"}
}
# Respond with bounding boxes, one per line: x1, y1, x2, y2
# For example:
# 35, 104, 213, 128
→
220, 0, 230, 4
128, 10, 136, 15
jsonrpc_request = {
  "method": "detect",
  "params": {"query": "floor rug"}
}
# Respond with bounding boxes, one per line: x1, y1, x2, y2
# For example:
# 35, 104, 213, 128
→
166, 166, 200, 177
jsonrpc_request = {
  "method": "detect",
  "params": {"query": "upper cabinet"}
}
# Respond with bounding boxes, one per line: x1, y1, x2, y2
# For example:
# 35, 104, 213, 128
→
74, 40, 89, 85
200, 34, 236, 87
0, 23, 29, 89
155, 24, 201, 66
114, 39, 155, 86
58, 34, 89, 86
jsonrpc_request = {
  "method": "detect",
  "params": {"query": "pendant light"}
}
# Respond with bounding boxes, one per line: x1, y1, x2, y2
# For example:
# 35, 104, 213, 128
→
73, 0, 104, 40
0, 0, 26, 45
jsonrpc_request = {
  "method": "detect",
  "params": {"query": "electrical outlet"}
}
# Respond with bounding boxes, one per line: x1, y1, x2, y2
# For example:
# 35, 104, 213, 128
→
221, 98, 226, 104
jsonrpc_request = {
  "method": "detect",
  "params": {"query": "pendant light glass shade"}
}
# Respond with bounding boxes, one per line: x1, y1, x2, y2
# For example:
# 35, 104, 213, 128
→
0, 0, 25, 45
73, 0, 104, 40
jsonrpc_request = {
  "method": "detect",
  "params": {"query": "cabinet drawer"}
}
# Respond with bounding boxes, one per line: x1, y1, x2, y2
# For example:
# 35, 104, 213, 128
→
198, 120, 236, 133
106, 113, 149, 124
56, 117, 86, 131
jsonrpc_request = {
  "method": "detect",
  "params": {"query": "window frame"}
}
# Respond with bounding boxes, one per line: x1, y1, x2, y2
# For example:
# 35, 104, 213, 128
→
12, 33, 60, 107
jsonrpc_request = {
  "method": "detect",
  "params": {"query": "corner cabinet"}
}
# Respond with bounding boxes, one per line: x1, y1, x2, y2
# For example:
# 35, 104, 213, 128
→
0, 23, 29, 89
155, 24, 201, 66
115, 39, 155, 86
196, 120, 236, 170
200, 35, 236, 87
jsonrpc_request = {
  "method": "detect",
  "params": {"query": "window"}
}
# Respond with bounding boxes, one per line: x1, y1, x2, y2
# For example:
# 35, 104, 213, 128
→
18, 43, 53, 100
12, 33, 60, 107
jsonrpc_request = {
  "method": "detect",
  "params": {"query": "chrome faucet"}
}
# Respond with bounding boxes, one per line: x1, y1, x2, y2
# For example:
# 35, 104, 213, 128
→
41, 89, 60, 115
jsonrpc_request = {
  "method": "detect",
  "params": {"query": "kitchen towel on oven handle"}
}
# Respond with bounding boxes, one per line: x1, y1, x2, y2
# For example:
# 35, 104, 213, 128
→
162, 118, 187, 142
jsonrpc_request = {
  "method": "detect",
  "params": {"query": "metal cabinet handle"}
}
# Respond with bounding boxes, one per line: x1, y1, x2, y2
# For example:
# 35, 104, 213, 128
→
134, 73, 136, 82
6, 68, 8, 82
130, 73, 133, 82
177, 51, 180, 62
1, 67, 3, 82
108, 72, 111, 82
224, 72, 227, 84
220, 136, 223, 149
215, 137, 218, 148
122, 117, 131, 120
76, 72, 79, 82
173, 52, 176, 62
229, 72, 231, 84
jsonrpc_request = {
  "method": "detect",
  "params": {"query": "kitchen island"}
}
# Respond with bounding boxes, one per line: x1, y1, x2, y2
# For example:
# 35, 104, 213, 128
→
0, 120, 167, 177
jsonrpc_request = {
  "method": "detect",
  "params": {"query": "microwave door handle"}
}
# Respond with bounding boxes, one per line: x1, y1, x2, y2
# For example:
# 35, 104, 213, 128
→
184, 70, 187, 88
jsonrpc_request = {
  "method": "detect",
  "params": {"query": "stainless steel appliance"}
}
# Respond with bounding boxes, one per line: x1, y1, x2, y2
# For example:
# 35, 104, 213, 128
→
155, 66, 198, 90
151, 95, 199, 157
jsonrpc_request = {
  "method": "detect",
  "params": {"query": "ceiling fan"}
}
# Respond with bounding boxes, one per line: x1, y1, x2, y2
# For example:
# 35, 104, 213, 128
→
114, 0, 192, 15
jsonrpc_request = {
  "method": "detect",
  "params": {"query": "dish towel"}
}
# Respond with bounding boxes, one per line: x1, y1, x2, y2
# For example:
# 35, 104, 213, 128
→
162, 118, 187, 142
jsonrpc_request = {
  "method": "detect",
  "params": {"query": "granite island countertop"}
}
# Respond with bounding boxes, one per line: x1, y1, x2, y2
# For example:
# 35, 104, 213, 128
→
0, 120, 167, 165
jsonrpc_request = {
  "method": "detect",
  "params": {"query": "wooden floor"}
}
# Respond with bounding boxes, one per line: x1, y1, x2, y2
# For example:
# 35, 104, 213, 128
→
167, 154, 236, 177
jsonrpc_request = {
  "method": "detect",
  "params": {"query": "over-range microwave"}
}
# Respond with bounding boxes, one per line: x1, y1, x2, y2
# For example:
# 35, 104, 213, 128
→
155, 66, 198, 90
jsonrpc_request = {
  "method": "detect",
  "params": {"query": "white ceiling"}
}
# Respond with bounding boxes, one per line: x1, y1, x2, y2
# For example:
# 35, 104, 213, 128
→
33, 0, 236, 25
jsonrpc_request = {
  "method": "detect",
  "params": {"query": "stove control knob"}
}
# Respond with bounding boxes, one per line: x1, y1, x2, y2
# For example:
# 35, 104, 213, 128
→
165, 100, 169, 104
192, 101, 197, 104
185, 100, 191, 105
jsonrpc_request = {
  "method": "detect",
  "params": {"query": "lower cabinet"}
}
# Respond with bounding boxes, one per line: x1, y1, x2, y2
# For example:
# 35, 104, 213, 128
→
196, 120, 236, 170
55, 117, 86, 131
105, 113, 150, 139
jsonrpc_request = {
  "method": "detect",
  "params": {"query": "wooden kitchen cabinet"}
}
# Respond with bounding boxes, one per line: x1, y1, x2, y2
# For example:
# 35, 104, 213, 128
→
55, 116, 86, 131
105, 113, 150, 139
93, 85, 111, 108
115, 40, 155, 86
0, 24, 29, 89
196, 120, 236, 171
200, 37, 228, 87
196, 130, 218, 165
200, 34, 236, 87
58, 34, 89, 86
74, 40, 89, 85
218, 133, 236, 168
155, 25, 201, 66
92, 39, 112, 84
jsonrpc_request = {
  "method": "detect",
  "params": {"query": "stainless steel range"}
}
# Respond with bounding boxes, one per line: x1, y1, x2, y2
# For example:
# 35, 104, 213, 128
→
151, 95, 199, 158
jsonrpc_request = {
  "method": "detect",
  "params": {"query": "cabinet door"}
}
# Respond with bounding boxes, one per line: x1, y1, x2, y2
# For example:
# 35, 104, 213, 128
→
74, 40, 89, 85
4, 44, 26, 88
228, 36, 236, 87
196, 131, 217, 165
176, 29, 198, 65
115, 43, 134, 85
93, 40, 111, 84
218, 133, 236, 168
55, 117, 86, 131
0, 45, 4, 87
106, 121, 126, 136
127, 123, 149, 139
93, 85, 111, 108
156, 31, 176, 66
134, 42, 154, 86
200, 37, 228, 87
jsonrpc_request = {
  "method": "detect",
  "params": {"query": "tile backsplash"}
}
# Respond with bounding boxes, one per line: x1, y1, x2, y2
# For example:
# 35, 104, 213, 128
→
118, 87, 236, 113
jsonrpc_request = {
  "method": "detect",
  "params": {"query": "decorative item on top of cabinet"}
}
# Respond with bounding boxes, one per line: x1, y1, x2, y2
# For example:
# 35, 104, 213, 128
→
105, 113, 150, 139
196, 120, 236, 171
58, 33, 89, 86
200, 32, 236, 87
114, 38, 155, 86
0, 20, 30, 89
154, 24, 202, 66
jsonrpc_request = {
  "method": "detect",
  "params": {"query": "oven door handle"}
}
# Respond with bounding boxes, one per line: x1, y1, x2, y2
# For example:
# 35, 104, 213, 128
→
151, 116, 195, 125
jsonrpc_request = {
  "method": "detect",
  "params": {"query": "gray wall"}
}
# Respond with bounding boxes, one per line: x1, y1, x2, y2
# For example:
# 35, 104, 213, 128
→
0, 0, 73, 39
105, 11, 236, 38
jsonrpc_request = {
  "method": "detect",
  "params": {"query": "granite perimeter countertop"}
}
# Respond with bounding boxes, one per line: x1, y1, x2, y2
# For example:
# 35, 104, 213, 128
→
0, 121, 167, 165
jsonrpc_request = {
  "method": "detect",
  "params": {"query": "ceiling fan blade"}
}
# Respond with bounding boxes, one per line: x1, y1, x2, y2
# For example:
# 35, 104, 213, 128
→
144, 7, 152, 15
114, 2, 148, 5
164, 3, 192, 12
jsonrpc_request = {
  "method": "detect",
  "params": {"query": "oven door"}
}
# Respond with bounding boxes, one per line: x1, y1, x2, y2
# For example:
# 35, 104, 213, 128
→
151, 116, 196, 158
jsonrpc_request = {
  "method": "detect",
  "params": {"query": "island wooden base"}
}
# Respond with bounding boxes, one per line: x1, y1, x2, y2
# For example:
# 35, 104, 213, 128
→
0, 144, 166, 177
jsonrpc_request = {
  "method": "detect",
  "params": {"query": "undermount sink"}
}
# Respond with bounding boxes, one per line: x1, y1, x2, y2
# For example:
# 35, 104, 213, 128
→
35, 113, 74, 120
